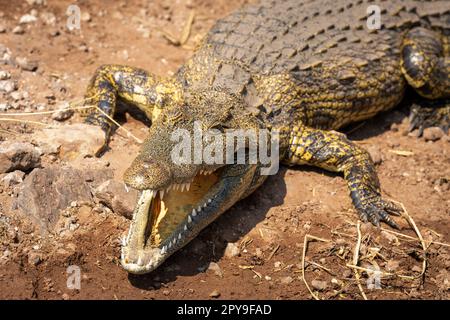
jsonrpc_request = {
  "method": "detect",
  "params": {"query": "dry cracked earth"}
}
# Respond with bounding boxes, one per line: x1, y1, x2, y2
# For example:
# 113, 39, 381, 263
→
0, 0, 449, 300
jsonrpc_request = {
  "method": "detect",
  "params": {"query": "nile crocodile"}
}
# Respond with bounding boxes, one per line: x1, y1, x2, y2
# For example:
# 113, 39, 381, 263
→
82, 0, 450, 274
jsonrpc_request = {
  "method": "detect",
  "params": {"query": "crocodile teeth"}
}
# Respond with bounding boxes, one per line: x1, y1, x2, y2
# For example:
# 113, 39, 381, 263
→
192, 209, 197, 217
161, 246, 166, 254
178, 233, 182, 240
159, 189, 165, 199
203, 203, 207, 208
197, 206, 202, 212
184, 224, 188, 231
172, 238, 176, 246
180, 184, 185, 192
208, 198, 212, 203
188, 215, 192, 223
121, 236, 127, 246
186, 183, 191, 191
124, 184, 129, 193
137, 256, 144, 266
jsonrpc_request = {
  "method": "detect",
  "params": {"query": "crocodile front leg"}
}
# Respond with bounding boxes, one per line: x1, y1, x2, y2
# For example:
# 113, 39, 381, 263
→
82, 64, 183, 156
284, 125, 402, 228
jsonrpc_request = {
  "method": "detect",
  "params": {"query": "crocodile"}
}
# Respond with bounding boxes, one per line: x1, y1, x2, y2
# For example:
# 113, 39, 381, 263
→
82, 0, 450, 274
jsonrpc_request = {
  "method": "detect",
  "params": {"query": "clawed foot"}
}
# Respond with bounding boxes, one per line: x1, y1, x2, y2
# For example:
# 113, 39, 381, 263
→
353, 192, 403, 229
408, 102, 450, 135
85, 113, 113, 157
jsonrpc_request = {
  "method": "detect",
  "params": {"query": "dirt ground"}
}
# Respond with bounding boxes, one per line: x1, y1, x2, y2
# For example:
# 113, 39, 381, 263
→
0, 0, 449, 300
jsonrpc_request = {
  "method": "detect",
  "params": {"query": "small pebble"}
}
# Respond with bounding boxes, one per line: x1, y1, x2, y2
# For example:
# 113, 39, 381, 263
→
423, 127, 445, 142
19, 14, 38, 24
0, 70, 11, 80
15, 57, 38, 72
280, 276, 294, 285
311, 279, 328, 291
209, 290, 220, 298
12, 26, 25, 34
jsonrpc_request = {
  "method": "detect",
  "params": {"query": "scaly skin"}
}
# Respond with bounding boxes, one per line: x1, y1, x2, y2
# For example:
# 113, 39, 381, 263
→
81, 0, 450, 274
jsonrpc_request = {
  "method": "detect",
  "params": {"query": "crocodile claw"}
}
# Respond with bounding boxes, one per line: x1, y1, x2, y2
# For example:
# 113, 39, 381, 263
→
408, 103, 450, 135
357, 198, 402, 229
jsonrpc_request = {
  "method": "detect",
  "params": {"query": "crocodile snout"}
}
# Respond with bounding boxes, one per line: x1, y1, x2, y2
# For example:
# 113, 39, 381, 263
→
123, 156, 171, 190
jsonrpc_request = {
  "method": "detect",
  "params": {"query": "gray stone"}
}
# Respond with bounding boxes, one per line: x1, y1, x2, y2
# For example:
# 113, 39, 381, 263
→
423, 127, 445, 142
15, 57, 38, 72
51, 105, 74, 121
1, 170, 25, 187
0, 141, 41, 173
368, 146, 383, 165
94, 180, 138, 219
0, 70, 10, 80
280, 276, 294, 285
0, 80, 17, 93
311, 279, 328, 291
19, 14, 38, 24
12, 26, 24, 34
207, 262, 223, 278
224, 242, 240, 258
33, 123, 105, 159
14, 167, 93, 232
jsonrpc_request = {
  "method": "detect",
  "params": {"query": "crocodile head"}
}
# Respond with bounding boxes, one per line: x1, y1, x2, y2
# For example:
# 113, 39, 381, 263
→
120, 89, 275, 274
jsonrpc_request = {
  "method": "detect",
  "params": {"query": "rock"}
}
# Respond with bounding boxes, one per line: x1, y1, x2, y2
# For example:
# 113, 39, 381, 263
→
61, 293, 70, 300
435, 270, 450, 291
381, 231, 399, 245
81, 12, 91, 22
1, 170, 25, 187
0, 70, 10, 80
412, 265, 423, 273
209, 290, 220, 298
14, 166, 93, 232
0, 103, 10, 111
280, 276, 294, 285
311, 279, 328, 291
423, 127, 445, 142
40, 12, 56, 26
15, 57, 38, 72
224, 242, 240, 258
342, 269, 352, 278
10, 91, 23, 101
52, 106, 74, 121
0, 80, 17, 93
93, 180, 138, 219
207, 262, 223, 278
0, 24, 6, 33
0, 141, 41, 173
33, 124, 105, 160
12, 26, 25, 34
385, 259, 400, 272
19, 14, 38, 24
28, 252, 42, 265
367, 146, 383, 165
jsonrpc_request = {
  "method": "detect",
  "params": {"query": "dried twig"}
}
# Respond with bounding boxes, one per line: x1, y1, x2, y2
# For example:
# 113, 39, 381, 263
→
380, 228, 450, 248
395, 201, 428, 283
0, 118, 48, 126
352, 221, 368, 300
267, 244, 280, 261
301, 234, 331, 300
